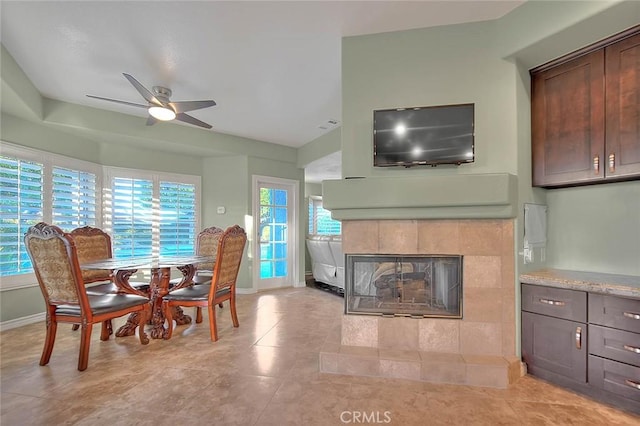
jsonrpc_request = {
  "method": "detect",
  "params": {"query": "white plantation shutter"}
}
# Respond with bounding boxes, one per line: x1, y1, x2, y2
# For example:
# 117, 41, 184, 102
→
0, 156, 44, 276
52, 166, 97, 229
308, 197, 341, 235
110, 177, 154, 258
159, 181, 196, 255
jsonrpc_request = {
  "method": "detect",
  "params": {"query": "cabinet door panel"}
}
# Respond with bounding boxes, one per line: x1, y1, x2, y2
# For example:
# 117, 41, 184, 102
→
522, 311, 587, 382
606, 32, 640, 179
531, 50, 605, 187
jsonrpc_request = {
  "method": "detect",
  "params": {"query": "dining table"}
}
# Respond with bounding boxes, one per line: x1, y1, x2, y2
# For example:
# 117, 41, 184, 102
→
80, 254, 214, 339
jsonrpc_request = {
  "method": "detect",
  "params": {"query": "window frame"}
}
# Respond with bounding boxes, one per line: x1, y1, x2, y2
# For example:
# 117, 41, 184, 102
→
103, 166, 201, 258
0, 142, 103, 290
0, 142, 201, 291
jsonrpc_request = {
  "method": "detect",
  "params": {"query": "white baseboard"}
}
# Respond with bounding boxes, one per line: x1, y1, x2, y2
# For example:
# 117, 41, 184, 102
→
236, 288, 257, 295
293, 280, 306, 288
0, 312, 45, 332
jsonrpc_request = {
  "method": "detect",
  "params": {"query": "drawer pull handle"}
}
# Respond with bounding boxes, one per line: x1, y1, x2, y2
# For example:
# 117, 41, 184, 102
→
623, 311, 640, 320
539, 298, 565, 306
593, 155, 600, 174
623, 345, 640, 354
575, 327, 582, 349
625, 379, 640, 390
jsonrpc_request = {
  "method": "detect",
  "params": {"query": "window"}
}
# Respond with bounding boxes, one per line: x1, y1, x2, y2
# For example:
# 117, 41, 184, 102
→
0, 156, 44, 277
308, 196, 341, 235
0, 142, 200, 289
0, 143, 100, 284
104, 167, 200, 259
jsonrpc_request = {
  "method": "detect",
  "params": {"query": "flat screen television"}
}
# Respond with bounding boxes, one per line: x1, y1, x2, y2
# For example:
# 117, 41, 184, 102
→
373, 103, 474, 167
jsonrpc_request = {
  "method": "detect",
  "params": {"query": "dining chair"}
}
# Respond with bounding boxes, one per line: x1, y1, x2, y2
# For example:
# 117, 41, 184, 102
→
162, 225, 247, 341
24, 222, 151, 371
69, 225, 150, 334
169, 226, 224, 323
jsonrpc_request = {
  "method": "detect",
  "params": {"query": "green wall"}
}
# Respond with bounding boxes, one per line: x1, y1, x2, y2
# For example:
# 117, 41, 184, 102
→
546, 181, 640, 276
342, 20, 518, 179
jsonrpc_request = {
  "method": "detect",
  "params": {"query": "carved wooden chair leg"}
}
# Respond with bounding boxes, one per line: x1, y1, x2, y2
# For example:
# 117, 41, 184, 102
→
71, 324, 79, 331
219, 303, 223, 308
208, 304, 218, 341
163, 300, 175, 339
230, 293, 239, 328
40, 315, 57, 366
100, 321, 111, 341
138, 305, 150, 344
78, 322, 93, 371
195, 307, 203, 323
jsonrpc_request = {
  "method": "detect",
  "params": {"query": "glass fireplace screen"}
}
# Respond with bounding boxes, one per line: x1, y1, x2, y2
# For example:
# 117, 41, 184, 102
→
345, 255, 462, 318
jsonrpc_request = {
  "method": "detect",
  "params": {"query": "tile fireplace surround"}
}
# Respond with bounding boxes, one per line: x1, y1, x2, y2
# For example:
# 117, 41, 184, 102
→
319, 218, 522, 388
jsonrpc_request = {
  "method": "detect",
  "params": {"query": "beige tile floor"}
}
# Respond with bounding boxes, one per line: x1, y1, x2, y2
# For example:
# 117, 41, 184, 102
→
1, 285, 638, 425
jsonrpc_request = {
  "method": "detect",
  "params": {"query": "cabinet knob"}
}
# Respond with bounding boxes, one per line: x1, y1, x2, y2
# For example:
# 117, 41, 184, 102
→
575, 326, 582, 349
608, 153, 615, 173
593, 156, 600, 174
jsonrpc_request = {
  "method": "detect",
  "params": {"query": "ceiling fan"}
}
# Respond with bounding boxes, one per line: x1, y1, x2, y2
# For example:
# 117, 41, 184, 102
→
87, 73, 216, 129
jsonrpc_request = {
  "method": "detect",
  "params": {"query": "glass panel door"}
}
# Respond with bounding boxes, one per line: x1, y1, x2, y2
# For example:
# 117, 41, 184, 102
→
254, 178, 296, 290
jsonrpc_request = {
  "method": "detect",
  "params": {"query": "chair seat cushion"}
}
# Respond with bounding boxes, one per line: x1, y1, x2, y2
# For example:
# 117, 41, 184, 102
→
162, 285, 230, 302
56, 294, 149, 316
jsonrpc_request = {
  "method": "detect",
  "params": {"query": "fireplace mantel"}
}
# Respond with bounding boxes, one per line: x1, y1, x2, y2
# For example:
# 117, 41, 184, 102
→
322, 173, 517, 220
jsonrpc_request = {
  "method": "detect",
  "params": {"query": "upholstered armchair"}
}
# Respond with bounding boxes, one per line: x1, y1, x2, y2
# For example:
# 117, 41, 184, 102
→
24, 223, 151, 371
162, 225, 247, 341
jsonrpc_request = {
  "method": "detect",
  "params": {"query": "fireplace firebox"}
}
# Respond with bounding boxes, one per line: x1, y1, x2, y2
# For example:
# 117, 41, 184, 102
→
345, 255, 462, 318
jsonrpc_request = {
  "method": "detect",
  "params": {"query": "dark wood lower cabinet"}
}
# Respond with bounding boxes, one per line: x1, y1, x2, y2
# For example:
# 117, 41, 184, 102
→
522, 311, 587, 382
521, 284, 640, 414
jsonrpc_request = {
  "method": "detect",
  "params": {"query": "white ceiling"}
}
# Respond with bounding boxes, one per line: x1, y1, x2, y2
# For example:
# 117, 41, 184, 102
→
1, 1, 524, 182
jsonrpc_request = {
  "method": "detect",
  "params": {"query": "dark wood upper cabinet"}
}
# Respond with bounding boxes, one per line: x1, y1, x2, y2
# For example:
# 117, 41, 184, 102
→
606, 32, 640, 179
531, 27, 640, 188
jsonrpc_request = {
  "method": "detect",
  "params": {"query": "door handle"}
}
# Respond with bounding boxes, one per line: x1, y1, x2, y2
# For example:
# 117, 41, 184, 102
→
575, 327, 582, 349
623, 311, 640, 320
623, 345, 640, 354
539, 298, 565, 306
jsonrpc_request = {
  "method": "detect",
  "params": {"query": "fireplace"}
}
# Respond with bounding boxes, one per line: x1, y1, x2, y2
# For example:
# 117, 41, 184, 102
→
345, 255, 462, 318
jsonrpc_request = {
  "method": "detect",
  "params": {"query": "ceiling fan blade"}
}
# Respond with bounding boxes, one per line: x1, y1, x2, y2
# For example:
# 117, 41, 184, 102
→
175, 113, 212, 129
86, 94, 148, 109
122, 73, 162, 106
146, 115, 158, 126
169, 100, 216, 114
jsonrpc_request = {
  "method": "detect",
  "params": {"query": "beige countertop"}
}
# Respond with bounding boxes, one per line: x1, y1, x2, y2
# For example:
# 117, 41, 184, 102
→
519, 268, 640, 298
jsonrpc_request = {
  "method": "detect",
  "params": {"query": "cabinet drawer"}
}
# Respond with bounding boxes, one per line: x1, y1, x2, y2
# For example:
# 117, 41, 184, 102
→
522, 284, 587, 322
588, 355, 640, 404
589, 293, 640, 333
522, 311, 587, 382
589, 325, 640, 367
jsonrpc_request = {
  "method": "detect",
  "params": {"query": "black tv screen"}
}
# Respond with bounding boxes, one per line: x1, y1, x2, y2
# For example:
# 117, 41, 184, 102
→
373, 103, 475, 167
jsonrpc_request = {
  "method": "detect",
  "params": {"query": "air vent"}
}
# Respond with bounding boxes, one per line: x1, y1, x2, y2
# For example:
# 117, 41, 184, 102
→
317, 119, 340, 130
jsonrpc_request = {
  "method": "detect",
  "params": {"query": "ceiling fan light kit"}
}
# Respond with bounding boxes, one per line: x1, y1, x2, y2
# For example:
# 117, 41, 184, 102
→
148, 105, 176, 121
86, 73, 216, 129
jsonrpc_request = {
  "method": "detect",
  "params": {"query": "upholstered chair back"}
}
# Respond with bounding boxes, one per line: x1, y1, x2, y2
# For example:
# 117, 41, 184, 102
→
211, 225, 247, 292
24, 223, 83, 305
196, 226, 224, 271
69, 226, 113, 283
